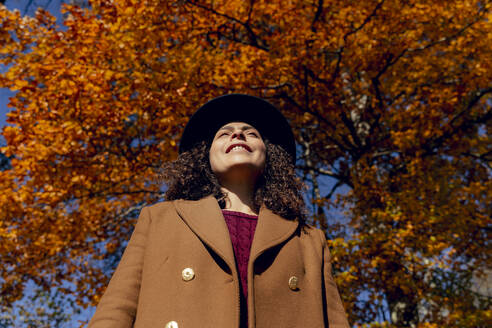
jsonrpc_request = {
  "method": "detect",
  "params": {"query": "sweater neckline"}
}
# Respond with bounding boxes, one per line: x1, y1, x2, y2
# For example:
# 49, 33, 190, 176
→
221, 209, 258, 219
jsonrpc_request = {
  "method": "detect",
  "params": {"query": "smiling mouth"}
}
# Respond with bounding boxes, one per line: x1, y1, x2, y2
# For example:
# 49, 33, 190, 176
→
226, 144, 252, 153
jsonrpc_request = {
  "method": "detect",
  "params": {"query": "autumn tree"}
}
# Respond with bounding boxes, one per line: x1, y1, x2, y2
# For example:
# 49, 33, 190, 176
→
0, 0, 490, 326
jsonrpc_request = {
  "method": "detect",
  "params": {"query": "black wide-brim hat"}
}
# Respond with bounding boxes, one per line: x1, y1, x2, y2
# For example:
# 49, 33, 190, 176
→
179, 94, 296, 163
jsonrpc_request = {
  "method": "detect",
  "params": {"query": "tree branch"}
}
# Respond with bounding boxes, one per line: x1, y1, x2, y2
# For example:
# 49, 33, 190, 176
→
343, 0, 385, 43
311, 0, 324, 32
185, 0, 269, 51
425, 88, 492, 156
276, 91, 353, 154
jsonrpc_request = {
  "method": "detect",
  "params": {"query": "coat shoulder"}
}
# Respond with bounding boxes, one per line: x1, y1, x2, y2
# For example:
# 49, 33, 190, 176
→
300, 224, 327, 245
294, 225, 328, 261
144, 196, 216, 216
143, 200, 178, 221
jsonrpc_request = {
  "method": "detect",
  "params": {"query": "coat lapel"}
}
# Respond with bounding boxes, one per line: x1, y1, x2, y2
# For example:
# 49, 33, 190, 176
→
174, 196, 236, 272
174, 197, 299, 275
250, 205, 299, 263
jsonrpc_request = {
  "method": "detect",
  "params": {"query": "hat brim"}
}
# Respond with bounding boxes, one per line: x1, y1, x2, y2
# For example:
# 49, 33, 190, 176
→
179, 94, 296, 163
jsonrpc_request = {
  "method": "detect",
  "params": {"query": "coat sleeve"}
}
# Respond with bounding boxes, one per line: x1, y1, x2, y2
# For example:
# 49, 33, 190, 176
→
88, 206, 151, 328
319, 230, 350, 328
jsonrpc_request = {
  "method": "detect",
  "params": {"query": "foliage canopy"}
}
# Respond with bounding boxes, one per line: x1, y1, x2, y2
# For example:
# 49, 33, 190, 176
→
1, 0, 491, 326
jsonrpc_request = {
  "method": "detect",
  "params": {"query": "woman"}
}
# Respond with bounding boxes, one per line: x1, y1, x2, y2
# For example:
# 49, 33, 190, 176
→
88, 94, 349, 328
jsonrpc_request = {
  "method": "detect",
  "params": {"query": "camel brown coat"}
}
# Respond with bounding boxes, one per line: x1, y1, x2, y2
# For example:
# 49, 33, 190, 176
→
88, 196, 350, 328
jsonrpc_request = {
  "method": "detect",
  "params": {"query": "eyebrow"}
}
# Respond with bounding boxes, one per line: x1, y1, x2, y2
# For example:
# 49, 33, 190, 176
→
218, 124, 256, 132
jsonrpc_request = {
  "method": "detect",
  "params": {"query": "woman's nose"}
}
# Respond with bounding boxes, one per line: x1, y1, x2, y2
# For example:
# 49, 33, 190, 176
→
231, 130, 246, 140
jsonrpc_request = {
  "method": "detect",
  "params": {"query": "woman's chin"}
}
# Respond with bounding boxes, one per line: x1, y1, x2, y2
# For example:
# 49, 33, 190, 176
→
216, 164, 263, 180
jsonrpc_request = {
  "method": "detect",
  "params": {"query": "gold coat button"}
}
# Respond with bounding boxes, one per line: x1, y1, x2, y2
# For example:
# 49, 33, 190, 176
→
165, 321, 178, 328
288, 276, 299, 290
182, 268, 195, 281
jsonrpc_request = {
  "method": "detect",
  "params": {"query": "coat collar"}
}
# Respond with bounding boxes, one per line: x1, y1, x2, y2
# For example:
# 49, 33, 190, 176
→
250, 204, 299, 262
174, 196, 235, 271
174, 196, 299, 272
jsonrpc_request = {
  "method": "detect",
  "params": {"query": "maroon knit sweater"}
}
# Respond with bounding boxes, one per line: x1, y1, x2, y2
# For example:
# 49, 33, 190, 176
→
222, 210, 258, 328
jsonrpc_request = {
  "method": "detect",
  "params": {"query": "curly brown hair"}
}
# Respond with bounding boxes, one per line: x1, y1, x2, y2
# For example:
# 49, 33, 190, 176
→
160, 140, 306, 224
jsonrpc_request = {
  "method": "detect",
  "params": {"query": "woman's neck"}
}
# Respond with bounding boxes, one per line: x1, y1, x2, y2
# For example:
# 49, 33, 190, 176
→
220, 183, 258, 215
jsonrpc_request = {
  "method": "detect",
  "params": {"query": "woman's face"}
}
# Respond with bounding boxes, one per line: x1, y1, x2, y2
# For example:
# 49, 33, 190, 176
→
209, 122, 266, 183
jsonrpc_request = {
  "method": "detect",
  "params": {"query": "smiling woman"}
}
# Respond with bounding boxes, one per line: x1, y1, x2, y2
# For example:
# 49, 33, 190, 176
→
88, 94, 349, 328
210, 122, 266, 176
209, 122, 267, 215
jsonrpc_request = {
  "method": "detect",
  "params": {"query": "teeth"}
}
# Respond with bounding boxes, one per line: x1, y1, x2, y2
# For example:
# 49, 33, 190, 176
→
231, 146, 247, 152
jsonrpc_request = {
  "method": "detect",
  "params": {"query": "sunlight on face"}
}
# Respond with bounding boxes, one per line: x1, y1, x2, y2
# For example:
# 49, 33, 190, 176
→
209, 122, 266, 183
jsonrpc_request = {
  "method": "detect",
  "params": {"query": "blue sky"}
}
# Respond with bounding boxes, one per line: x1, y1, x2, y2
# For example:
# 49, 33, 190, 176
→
0, 88, 11, 129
